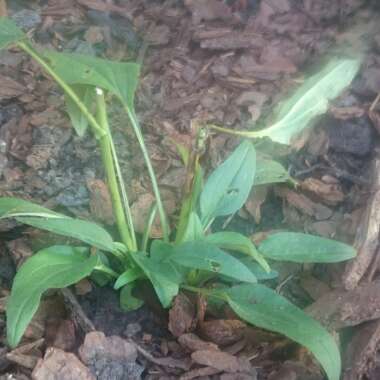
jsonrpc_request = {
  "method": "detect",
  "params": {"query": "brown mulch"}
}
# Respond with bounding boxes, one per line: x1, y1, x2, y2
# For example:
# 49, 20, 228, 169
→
1, 0, 380, 379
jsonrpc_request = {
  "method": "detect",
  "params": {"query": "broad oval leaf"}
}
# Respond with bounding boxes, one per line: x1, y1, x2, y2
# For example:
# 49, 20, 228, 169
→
200, 141, 256, 225
204, 231, 270, 272
258, 232, 356, 263
254, 58, 361, 144
65, 85, 95, 136
169, 241, 257, 283
44, 51, 140, 110
0, 17, 25, 50
7, 246, 98, 347
0, 197, 116, 252
223, 284, 341, 380
255, 158, 292, 186
130, 251, 180, 308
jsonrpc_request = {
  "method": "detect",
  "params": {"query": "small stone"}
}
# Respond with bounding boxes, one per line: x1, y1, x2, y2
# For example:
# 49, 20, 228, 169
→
124, 323, 142, 338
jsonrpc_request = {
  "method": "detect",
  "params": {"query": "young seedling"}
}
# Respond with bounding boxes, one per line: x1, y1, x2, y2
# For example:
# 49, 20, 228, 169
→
0, 17, 360, 380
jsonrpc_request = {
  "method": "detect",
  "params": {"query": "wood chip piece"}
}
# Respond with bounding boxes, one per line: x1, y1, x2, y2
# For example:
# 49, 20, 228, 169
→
178, 333, 219, 352
191, 350, 251, 373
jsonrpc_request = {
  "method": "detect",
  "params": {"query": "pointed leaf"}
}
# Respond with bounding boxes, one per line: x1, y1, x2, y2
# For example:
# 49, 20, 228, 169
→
131, 251, 180, 308
258, 232, 356, 263
7, 246, 98, 347
169, 241, 257, 283
255, 158, 292, 186
44, 51, 140, 109
181, 212, 204, 242
204, 231, 270, 272
223, 284, 341, 380
0, 198, 116, 252
65, 85, 95, 136
0, 17, 25, 50
200, 141, 256, 224
254, 58, 361, 144
114, 267, 143, 290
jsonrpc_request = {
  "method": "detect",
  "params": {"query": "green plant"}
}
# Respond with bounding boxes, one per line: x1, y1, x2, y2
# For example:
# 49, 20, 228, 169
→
0, 18, 360, 380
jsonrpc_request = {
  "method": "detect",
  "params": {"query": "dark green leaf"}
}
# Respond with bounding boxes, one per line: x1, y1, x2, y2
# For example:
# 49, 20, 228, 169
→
120, 284, 144, 311
0, 198, 116, 252
44, 51, 140, 109
255, 158, 292, 186
65, 85, 95, 136
131, 251, 179, 308
114, 267, 143, 290
204, 231, 269, 272
223, 284, 341, 380
200, 141, 256, 224
7, 246, 98, 347
258, 232, 356, 263
0, 17, 25, 50
169, 241, 257, 283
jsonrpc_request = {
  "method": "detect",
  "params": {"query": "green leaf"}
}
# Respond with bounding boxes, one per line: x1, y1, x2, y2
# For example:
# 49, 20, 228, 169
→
114, 267, 143, 290
120, 284, 144, 311
255, 158, 292, 186
200, 141, 256, 225
44, 51, 140, 109
7, 246, 98, 347
258, 232, 356, 263
223, 284, 341, 380
204, 231, 270, 272
0, 17, 25, 50
169, 241, 257, 283
181, 212, 204, 242
0, 198, 116, 253
254, 58, 361, 145
130, 251, 180, 308
65, 85, 95, 136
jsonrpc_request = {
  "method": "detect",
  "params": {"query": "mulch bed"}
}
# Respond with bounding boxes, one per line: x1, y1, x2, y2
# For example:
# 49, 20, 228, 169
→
1, 0, 380, 379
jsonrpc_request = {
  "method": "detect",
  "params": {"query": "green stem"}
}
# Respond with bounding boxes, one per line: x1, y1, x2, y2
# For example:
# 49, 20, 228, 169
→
141, 203, 157, 252
124, 106, 170, 242
96, 91, 135, 251
17, 42, 105, 138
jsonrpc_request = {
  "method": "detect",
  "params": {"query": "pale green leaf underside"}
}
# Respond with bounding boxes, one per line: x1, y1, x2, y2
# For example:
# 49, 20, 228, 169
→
258, 232, 356, 263
0, 197, 116, 252
0, 17, 25, 50
255, 158, 292, 186
224, 284, 341, 380
255, 58, 361, 144
7, 246, 97, 347
200, 140, 256, 224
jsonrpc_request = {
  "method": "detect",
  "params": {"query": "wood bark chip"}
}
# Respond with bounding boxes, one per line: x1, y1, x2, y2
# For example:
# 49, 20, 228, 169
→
191, 349, 252, 373
343, 154, 380, 289
306, 281, 380, 330
32, 348, 95, 380
343, 320, 380, 380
